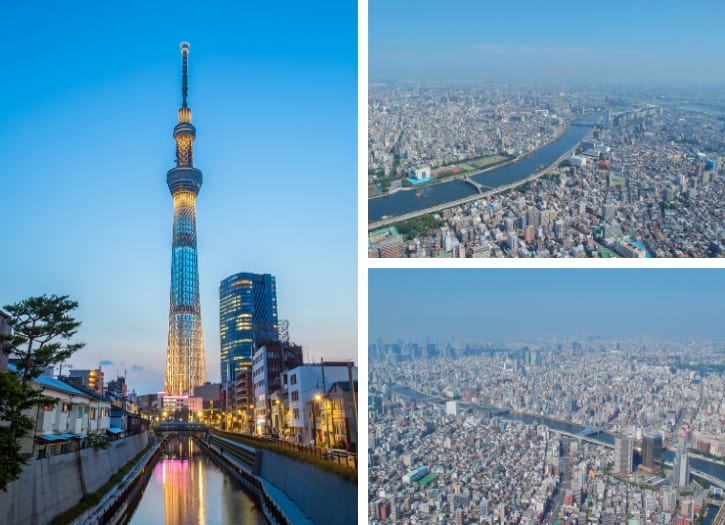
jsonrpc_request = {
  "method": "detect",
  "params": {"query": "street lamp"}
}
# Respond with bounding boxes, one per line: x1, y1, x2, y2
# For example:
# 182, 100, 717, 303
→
313, 394, 322, 446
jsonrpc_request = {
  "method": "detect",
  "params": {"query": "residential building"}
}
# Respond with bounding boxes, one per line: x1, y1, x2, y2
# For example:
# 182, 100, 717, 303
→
286, 363, 357, 445
67, 368, 105, 394
325, 380, 358, 451
251, 342, 303, 435
7, 365, 112, 458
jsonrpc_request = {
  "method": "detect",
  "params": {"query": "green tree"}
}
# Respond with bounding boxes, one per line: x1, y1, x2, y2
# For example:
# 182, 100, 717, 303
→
0, 372, 37, 490
0, 294, 84, 491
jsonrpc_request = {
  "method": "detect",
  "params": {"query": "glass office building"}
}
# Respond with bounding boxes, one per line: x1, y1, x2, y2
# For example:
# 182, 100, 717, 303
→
219, 273, 278, 385
164, 43, 206, 396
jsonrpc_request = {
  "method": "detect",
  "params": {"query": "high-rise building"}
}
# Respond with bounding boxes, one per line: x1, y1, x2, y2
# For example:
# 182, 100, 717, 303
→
164, 43, 206, 396
640, 433, 663, 472
613, 435, 633, 475
673, 449, 690, 487
219, 273, 278, 385
673, 434, 691, 487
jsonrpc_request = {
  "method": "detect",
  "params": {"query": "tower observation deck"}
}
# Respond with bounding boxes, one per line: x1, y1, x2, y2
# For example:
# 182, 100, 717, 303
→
164, 42, 206, 396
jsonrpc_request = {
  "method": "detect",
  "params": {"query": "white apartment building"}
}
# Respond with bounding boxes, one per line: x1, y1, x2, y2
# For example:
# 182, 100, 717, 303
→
286, 364, 357, 445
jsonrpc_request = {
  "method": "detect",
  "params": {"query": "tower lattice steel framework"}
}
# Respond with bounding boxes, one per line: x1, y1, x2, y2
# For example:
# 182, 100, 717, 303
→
164, 42, 206, 395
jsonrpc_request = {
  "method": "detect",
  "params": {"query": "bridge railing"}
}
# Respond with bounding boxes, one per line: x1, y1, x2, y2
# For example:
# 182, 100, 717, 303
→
155, 422, 210, 432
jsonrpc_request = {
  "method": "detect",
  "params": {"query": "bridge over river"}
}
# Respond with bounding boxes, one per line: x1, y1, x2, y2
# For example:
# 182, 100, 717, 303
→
369, 114, 601, 229
156, 421, 209, 434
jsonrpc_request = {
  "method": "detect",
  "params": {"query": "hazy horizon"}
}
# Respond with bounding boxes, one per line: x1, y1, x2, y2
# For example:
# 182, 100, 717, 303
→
369, 269, 725, 342
370, 0, 725, 87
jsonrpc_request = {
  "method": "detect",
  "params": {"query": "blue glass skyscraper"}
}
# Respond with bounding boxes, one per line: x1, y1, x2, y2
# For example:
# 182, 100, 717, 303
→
219, 273, 278, 385
164, 43, 206, 396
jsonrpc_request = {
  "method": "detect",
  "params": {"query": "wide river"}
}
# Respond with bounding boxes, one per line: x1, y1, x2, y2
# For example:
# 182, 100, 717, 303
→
369, 113, 602, 221
125, 436, 265, 525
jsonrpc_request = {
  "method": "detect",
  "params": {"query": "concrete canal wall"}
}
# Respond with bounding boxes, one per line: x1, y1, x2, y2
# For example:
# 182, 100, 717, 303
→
0, 432, 149, 525
259, 449, 357, 525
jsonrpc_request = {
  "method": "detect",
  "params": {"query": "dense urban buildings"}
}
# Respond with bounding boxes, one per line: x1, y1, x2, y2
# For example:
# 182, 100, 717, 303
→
219, 272, 278, 386
164, 43, 207, 395
369, 84, 725, 257
369, 337, 725, 524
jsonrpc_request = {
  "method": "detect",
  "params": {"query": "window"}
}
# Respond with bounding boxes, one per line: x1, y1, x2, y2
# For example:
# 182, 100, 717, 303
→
293, 408, 299, 420
291, 391, 299, 401
290, 374, 297, 385
90, 407, 96, 420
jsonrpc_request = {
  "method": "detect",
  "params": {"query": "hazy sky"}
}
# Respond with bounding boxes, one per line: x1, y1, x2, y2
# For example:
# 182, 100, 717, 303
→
0, 2, 357, 394
369, 269, 725, 341
370, 0, 725, 85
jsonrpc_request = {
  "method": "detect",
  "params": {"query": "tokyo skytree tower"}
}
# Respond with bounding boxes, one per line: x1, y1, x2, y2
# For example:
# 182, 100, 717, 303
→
164, 42, 206, 395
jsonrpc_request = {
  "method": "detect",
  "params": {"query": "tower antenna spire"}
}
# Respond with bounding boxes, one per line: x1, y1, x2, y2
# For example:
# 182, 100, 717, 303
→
181, 42, 189, 108
165, 41, 206, 396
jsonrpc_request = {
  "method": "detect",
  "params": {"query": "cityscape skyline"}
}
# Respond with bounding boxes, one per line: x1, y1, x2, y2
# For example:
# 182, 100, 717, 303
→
370, 0, 725, 85
369, 269, 725, 341
0, 3, 357, 394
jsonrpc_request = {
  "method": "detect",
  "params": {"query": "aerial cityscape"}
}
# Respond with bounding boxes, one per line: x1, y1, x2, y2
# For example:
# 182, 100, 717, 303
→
368, 85, 724, 257
368, 2, 725, 257
0, 3, 356, 525
369, 269, 725, 525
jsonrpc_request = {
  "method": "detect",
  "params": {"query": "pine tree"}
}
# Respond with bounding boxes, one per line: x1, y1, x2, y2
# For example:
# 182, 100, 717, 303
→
0, 294, 84, 491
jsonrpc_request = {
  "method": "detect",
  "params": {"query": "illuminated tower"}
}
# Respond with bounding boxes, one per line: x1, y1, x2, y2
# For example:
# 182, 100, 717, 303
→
164, 42, 206, 395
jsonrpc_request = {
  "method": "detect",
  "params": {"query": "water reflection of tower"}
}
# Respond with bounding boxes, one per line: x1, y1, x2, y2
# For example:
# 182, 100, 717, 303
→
160, 437, 205, 525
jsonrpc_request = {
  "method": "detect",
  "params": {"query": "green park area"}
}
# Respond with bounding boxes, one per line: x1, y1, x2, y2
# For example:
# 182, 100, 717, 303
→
437, 154, 510, 180
393, 215, 444, 240
419, 473, 437, 487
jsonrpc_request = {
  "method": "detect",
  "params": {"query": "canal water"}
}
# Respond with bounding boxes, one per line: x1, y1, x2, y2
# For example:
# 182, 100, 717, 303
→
369, 113, 602, 221
126, 436, 264, 525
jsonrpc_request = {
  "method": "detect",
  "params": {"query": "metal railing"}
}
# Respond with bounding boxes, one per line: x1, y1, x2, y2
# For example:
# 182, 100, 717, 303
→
215, 430, 357, 470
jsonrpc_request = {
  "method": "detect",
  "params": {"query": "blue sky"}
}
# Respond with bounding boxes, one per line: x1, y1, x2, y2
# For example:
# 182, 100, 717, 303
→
370, 0, 725, 85
0, 2, 357, 394
369, 269, 725, 342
